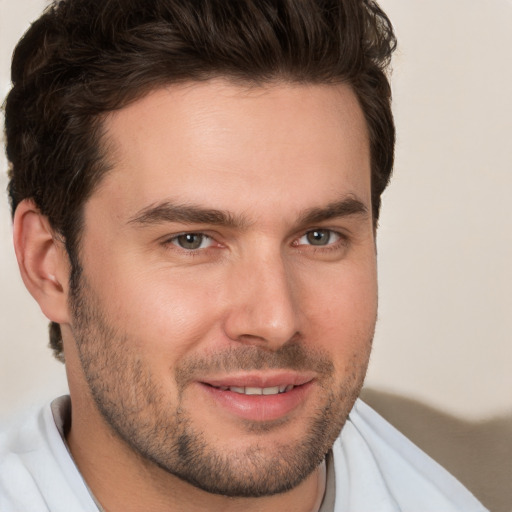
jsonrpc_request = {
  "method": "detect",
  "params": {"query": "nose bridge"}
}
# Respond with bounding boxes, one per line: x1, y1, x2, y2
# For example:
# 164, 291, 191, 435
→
223, 244, 300, 349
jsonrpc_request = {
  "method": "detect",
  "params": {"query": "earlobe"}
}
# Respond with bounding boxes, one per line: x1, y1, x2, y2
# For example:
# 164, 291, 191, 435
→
13, 199, 71, 324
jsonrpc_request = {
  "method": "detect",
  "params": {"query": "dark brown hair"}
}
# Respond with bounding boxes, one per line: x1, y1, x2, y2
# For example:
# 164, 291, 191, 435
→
4, 0, 396, 361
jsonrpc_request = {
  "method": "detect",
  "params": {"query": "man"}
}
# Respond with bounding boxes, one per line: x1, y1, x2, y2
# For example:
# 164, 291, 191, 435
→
0, 0, 488, 510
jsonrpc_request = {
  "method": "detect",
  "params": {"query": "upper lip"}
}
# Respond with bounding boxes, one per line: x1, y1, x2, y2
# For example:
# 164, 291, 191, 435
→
200, 371, 316, 389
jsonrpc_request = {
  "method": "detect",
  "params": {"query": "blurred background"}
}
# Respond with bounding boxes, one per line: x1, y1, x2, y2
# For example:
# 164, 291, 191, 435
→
1, 0, 511, 510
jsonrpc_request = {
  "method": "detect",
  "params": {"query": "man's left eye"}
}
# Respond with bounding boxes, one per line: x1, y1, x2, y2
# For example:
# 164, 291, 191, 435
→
171, 233, 213, 250
298, 229, 341, 246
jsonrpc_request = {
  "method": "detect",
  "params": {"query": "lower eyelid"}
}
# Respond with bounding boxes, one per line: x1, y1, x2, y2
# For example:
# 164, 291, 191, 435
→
159, 232, 209, 249
161, 230, 349, 253
297, 229, 345, 246
173, 233, 213, 249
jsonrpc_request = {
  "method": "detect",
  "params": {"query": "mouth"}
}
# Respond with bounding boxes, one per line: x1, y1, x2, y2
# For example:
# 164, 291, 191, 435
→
207, 384, 295, 395
197, 373, 315, 423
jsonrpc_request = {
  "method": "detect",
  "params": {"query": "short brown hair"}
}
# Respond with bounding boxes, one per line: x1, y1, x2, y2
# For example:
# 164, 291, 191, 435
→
5, 0, 397, 360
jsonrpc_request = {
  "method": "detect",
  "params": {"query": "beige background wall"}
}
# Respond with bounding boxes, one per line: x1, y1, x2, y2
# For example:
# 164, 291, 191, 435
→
1, 1, 511, 510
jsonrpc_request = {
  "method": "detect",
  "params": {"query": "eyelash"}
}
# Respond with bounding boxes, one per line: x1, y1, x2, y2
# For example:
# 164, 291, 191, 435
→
161, 228, 348, 255
293, 229, 347, 252
162, 232, 218, 256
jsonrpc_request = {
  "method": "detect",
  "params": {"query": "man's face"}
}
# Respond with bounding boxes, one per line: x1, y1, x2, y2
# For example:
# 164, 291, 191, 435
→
68, 80, 377, 496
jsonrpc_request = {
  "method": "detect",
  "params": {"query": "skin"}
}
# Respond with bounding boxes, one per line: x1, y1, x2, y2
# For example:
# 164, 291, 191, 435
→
15, 80, 377, 511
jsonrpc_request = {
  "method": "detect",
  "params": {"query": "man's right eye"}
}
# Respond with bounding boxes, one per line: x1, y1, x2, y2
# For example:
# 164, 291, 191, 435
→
170, 233, 213, 250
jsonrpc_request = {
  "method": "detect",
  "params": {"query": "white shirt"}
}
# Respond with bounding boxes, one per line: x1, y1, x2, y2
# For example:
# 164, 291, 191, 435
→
0, 396, 488, 512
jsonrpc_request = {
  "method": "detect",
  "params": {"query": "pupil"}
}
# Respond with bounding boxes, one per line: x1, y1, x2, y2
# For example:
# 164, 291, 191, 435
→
178, 234, 202, 249
307, 230, 330, 246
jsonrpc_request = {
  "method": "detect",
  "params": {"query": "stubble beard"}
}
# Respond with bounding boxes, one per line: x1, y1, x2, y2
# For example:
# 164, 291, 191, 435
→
69, 271, 372, 497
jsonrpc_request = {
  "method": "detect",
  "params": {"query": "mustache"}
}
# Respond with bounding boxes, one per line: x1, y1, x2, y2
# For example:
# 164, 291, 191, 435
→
175, 342, 334, 386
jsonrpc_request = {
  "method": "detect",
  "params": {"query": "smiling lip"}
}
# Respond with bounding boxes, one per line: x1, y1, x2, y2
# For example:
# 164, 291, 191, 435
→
198, 371, 316, 422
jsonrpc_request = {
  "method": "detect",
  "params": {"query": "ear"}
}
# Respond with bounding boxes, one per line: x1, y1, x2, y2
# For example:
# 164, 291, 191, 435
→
13, 199, 71, 324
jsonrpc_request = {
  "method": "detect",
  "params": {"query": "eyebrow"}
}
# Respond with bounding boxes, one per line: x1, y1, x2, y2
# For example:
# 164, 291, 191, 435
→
298, 196, 369, 226
127, 202, 248, 229
127, 195, 369, 229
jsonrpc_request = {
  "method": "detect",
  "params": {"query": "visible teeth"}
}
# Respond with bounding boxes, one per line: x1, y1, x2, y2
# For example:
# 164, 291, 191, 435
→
226, 385, 294, 395
245, 387, 262, 395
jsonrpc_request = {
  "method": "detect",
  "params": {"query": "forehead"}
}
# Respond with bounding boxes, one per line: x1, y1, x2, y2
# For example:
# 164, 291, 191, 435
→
93, 79, 371, 222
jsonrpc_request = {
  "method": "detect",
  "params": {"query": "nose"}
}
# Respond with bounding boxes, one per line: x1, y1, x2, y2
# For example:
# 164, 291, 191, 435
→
222, 250, 301, 350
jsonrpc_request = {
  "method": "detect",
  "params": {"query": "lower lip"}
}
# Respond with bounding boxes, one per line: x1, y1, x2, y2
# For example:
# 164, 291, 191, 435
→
199, 382, 313, 423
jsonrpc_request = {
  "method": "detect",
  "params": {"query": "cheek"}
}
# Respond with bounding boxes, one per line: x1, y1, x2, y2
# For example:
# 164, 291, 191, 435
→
87, 260, 225, 360
301, 260, 377, 355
